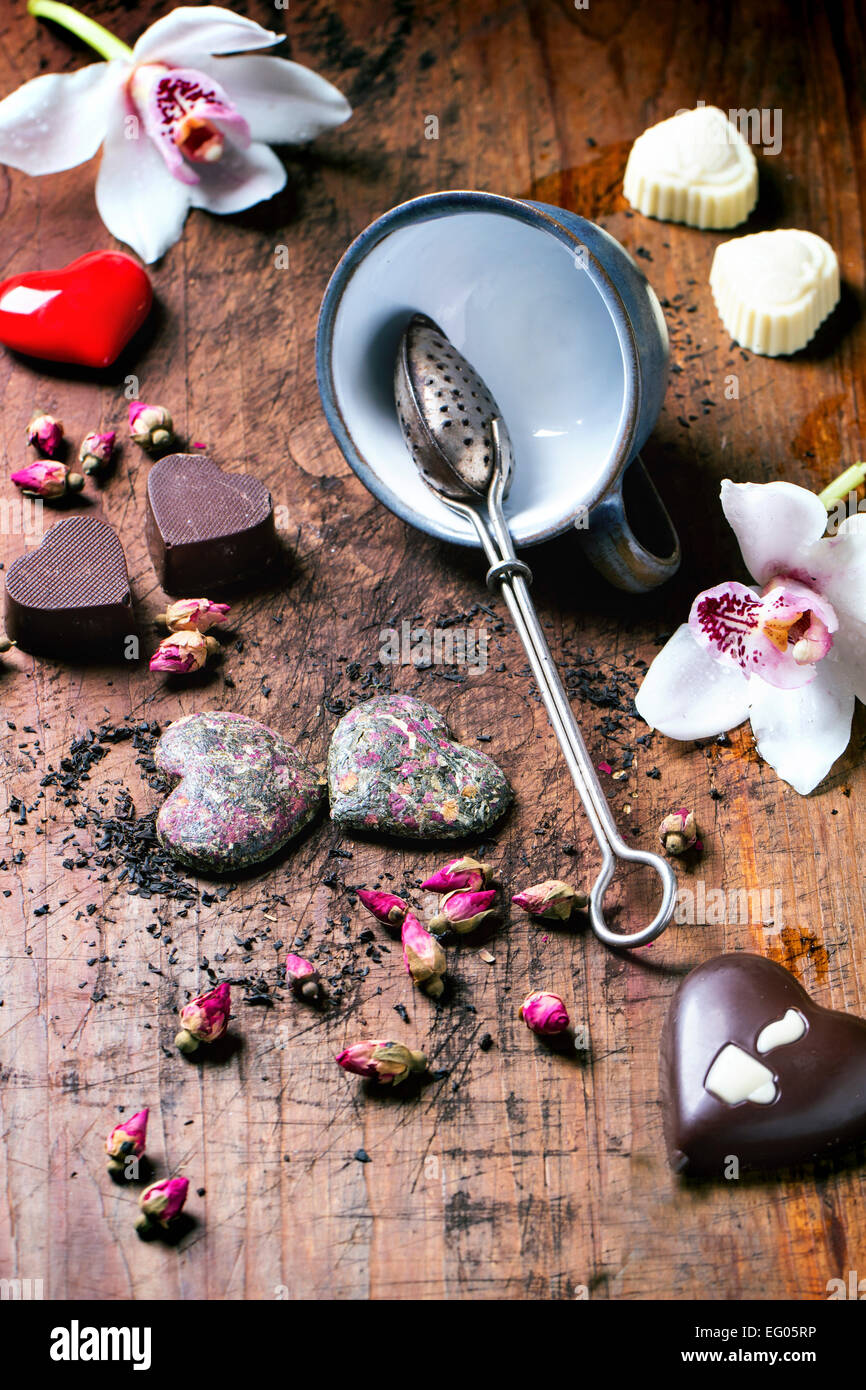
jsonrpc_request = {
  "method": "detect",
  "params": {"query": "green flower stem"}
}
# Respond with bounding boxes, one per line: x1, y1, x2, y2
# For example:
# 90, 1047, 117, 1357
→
27, 0, 133, 61
818, 462, 866, 510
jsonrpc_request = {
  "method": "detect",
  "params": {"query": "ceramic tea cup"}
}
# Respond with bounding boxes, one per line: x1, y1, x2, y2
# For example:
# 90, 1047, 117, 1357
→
316, 189, 680, 592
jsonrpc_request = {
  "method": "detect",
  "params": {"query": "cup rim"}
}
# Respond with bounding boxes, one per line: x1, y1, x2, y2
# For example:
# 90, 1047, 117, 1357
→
315, 188, 642, 548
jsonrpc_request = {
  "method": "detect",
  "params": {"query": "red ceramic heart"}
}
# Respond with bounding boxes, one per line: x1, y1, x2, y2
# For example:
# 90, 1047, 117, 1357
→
0, 252, 152, 368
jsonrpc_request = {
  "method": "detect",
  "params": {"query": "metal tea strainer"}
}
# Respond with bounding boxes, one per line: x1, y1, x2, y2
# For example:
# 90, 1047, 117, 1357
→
395, 313, 676, 950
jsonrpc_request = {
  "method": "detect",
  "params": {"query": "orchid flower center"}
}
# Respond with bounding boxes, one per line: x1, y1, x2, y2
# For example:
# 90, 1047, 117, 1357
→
689, 575, 837, 690
129, 63, 250, 186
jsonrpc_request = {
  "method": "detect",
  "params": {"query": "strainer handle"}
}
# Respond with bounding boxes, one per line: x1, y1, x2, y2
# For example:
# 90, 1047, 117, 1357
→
472, 424, 677, 949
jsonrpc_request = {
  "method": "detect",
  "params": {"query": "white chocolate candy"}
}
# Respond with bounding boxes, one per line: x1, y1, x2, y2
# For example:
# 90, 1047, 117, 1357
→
710, 228, 840, 355
623, 106, 758, 229
704, 1043, 777, 1106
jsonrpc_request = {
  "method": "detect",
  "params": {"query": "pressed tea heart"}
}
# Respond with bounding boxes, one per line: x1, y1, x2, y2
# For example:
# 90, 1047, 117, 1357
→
146, 454, 278, 594
5, 514, 136, 657
155, 711, 325, 872
328, 693, 512, 839
0, 252, 152, 367
661, 953, 866, 1175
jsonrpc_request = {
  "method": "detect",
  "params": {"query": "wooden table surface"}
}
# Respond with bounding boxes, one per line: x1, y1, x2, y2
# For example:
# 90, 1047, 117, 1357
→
1, 0, 865, 1302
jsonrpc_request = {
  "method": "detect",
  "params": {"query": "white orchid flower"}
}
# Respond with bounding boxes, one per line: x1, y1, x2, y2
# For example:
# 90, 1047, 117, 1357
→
0, 2, 351, 262
636, 477, 866, 795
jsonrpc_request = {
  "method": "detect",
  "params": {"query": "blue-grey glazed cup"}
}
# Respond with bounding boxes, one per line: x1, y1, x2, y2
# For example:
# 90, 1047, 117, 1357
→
316, 190, 680, 592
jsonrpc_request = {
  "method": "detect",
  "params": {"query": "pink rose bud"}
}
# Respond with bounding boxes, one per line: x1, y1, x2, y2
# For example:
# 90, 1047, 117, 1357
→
658, 808, 699, 856
285, 952, 320, 1001
136, 1175, 189, 1232
519, 990, 570, 1036
430, 887, 497, 935
10, 460, 81, 498
129, 401, 173, 450
149, 630, 217, 674
336, 1039, 427, 1085
105, 1108, 149, 1172
356, 888, 409, 927
26, 412, 63, 457
401, 912, 446, 998
78, 430, 116, 475
511, 880, 588, 921
158, 598, 231, 633
175, 982, 231, 1054
421, 855, 491, 893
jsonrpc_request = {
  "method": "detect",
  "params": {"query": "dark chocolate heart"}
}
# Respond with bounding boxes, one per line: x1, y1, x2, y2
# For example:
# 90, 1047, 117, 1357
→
661, 953, 866, 1175
328, 693, 512, 839
146, 453, 278, 594
4, 515, 136, 657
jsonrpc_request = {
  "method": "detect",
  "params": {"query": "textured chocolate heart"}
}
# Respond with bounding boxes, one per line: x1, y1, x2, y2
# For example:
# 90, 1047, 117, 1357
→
661, 953, 866, 1175
155, 711, 325, 872
5, 515, 136, 657
328, 693, 512, 839
146, 453, 278, 594
0, 251, 152, 367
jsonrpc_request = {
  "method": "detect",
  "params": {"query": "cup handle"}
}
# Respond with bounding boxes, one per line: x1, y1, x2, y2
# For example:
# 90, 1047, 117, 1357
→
578, 454, 681, 593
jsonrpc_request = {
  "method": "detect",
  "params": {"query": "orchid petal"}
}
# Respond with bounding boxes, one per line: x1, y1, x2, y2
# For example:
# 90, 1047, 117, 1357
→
635, 623, 751, 741
133, 7, 283, 64
192, 55, 351, 144
188, 139, 286, 215
720, 479, 829, 585
138, 67, 250, 185
689, 578, 836, 689
747, 661, 854, 795
0, 63, 116, 174
803, 528, 866, 627
96, 85, 190, 262
823, 623, 866, 704
688, 579, 762, 670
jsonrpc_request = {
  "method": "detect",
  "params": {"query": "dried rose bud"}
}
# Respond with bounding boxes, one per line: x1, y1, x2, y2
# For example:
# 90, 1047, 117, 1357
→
78, 430, 116, 475
336, 1039, 427, 1085
511, 879, 588, 921
430, 887, 497, 935
285, 952, 320, 1001
356, 888, 409, 928
136, 1175, 189, 1232
157, 598, 231, 633
149, 629, 219, 674
129, 401, 173, 450
658, 808, 698, 856
175, 982, 231, 1054
27, 412, 63, 457
421, 855, 492, 893
10, 460, 82, 498
519, 990, 570, 1036
105, 1107, 149, 1173
401, 912, 446, 998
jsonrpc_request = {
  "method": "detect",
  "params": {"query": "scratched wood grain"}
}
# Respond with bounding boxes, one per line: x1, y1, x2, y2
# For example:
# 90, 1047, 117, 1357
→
1, 0, 865, 1301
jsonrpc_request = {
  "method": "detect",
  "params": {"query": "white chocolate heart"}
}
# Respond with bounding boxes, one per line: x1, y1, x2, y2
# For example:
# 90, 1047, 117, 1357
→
710, 228, 840, 355
623, 106, 758, 229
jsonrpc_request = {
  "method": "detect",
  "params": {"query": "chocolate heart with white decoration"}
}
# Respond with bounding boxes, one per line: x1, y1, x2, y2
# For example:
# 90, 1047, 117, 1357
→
328, 693, 512, 839
661, 953, 866, 1175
